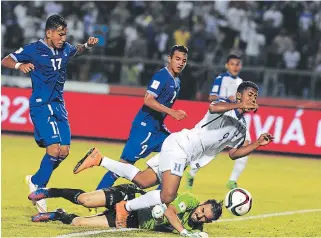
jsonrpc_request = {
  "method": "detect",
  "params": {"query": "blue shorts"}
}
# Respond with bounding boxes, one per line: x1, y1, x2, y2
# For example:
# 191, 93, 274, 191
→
121, 125, 170, 163
30, 102, 71, 148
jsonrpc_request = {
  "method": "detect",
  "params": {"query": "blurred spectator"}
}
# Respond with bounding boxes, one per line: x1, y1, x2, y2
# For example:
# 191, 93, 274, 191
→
176, 1, 193, 20
44, 1, 63, 17
245, 26, 266, 66
283, 45, 301, 97
124, 22, 138, 54
263, 3, 283, 29
155, 26, 169, 59
283, 45, 301, 69
66, 14, 84, 44
1, 0, 321, 99
111, 2, 130, 25
173, 25, 191, 46
272, 29, 294, 66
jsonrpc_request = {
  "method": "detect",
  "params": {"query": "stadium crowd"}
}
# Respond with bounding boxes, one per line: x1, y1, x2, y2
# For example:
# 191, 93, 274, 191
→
2, 1, 321, 98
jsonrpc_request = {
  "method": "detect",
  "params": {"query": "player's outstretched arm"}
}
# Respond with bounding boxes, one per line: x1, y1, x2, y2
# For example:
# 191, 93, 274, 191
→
73, 36, 99, 57
229, 133, 274, 160
1, 55, 34, 73
164, 205, 187, 235
144, 92, 187, 121
209, 100, 258, 114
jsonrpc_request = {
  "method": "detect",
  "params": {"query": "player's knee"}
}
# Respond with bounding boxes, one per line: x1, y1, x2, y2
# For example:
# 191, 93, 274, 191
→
71, 217, 83, 226
59, 146, 70, 158
135, 181, 149, 189
132, 172, 149, 189
46, 144, 61, 157
77, 194, 91, 208
160, 191, 176, 204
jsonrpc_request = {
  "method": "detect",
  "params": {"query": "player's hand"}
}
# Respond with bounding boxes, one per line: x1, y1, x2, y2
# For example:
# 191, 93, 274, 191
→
257, 133, 274, 146
239, 100, 258, 112
86, 36, 99, 47
18, 63, 35, 73
170, 109, 187, 121
180, 229, 203, 237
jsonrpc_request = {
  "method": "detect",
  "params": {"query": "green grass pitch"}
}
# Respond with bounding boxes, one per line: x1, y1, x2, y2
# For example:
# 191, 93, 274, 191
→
2, 134, 321, 237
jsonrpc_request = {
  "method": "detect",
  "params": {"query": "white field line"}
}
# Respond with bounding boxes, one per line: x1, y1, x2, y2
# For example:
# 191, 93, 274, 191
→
57, 209, 321, 237
213, 208, 321, 223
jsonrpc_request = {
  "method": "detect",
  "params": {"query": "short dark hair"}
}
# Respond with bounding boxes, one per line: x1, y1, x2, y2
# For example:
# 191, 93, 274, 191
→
203, 199, 223, 222
169, 45, 188, 58
45, 14, 67, 30
237, 81, 259, 93
226, 54, 241, 63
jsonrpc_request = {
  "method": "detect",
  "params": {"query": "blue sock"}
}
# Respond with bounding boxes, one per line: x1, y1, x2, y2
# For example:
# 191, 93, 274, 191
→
96, 171, 119, 190
156, 184, 162, 190
53, 157, 65, 170
31, 153, 57, 187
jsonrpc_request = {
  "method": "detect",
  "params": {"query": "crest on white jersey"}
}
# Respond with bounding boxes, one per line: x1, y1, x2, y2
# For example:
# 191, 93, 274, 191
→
15, 47, 23, 54
151, 80, 160, 89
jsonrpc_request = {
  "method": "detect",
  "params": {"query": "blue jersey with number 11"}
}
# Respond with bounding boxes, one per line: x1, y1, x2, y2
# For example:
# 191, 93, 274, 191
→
10, 39, 76, 107
132, 67, 180, 131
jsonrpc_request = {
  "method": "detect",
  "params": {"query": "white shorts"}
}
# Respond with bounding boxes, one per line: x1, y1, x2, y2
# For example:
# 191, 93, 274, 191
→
146, 133, 187, 183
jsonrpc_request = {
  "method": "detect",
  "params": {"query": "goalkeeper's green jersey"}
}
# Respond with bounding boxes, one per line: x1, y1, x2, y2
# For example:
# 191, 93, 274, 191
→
137, 192, 203, 232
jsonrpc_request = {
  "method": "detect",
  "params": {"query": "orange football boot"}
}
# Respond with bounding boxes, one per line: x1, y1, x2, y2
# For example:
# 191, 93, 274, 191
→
73, 148, 103, 174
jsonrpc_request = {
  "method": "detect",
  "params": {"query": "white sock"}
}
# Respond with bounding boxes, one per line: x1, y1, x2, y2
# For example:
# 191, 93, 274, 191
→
229, 156, 248, 181
100, 157, 140, 181
125, 190, 161, 211
189, 167, 199, 178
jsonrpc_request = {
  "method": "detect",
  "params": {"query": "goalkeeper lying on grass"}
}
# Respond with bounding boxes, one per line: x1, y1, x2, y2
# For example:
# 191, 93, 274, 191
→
28, 184, 222, 237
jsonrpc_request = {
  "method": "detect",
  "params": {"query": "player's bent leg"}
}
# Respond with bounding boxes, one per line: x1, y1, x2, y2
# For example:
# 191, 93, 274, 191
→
32, 143, 61, 187
32, 208, 79, 225
46, 143, 61, 157
160, 170, 182, 204
77, 190, 106, 208
53, 145, 70, 170
29, 188, 85, 204
95, 159, 130, 190
132, 168, 159, 189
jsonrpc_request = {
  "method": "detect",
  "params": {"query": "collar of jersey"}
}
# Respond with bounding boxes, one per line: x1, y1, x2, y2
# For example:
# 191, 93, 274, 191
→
39, 39, 59, 55
165, 66, 179, 83
226, 71, 238, 79
234, 107, 244, 120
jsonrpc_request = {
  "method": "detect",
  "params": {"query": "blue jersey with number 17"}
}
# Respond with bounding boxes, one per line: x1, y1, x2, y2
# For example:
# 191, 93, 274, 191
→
132, 67, 180, 131
10, 39, 77, 107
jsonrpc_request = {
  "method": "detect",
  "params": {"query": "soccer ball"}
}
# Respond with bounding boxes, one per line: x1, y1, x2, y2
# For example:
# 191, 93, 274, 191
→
224, 188, 252, 216
152, 204, 166, 219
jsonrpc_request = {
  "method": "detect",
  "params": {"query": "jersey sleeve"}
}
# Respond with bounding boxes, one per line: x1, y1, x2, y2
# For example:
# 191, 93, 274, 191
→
209, 76, 223, 96
231, 134, 246, 149
146, 74, 166, 98
171, 192, 200, 214
65, 42, 77, 57
9, 44, 34, 63
210, 97, 231, 105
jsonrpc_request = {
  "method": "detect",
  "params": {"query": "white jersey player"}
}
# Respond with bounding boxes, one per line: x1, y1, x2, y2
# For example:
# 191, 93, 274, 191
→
73, 81, 274, 232
187, 54, 251, 191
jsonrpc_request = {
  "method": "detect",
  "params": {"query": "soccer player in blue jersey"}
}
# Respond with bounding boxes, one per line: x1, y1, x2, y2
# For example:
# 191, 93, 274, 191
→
94, 45, 188, 191
1, 14, 98, 212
